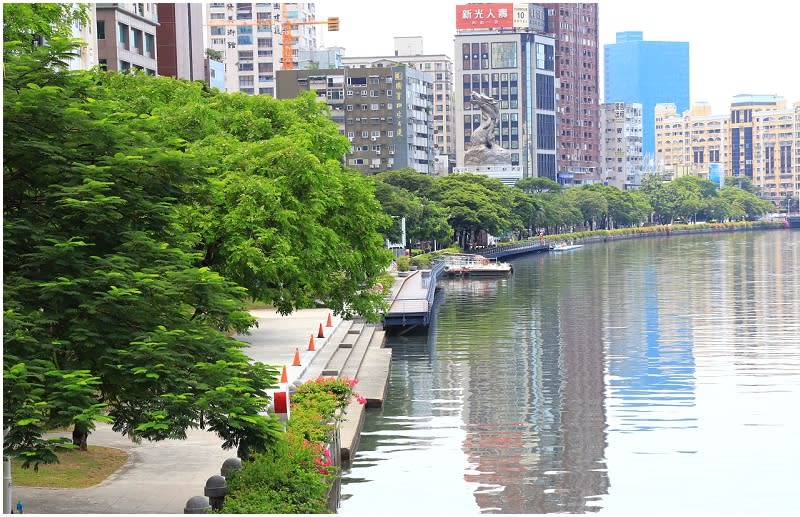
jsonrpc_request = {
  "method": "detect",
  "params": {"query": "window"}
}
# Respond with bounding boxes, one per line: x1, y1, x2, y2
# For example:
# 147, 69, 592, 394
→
98, 58, 107, 70
536, 74, 555, 111
118, 23, 128, 45
96, 20, 105, 40
491, 42, 517, 68
132, 29, 142, 52
119, 60, 130, 72
211, 26, 225, 35
145, 33, 155, 57
239, 75, 254, 87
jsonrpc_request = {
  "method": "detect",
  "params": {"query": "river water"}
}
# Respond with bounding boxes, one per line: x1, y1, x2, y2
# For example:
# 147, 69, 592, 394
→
339, 230, 800, 514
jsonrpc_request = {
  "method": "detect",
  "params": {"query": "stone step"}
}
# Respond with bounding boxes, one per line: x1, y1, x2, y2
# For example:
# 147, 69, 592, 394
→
339, 326, 380, 380
322, 323, 374, 378
297, 318, 355, 383
354, 346, 391, 408
338, 397, 366, 470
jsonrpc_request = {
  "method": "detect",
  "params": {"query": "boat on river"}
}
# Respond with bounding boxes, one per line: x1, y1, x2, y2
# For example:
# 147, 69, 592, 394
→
551, 241, 584, 251
442, 253, 513, 277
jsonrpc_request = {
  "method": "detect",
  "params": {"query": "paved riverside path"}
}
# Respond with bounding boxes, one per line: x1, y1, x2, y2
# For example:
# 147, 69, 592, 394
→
12, 307, 346, 514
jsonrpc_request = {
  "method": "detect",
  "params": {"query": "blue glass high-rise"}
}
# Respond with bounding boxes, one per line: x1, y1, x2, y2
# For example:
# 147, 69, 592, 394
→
604, 31, 689, 162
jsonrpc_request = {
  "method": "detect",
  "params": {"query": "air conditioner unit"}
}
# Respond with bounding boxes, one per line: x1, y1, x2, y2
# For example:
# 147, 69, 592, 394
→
376, 150, 381, 155
371, 136, 377, 141
389, 151, 395, 155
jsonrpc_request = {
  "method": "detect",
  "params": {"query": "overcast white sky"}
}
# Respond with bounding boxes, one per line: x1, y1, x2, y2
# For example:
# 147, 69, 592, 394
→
314, 0, 799, 115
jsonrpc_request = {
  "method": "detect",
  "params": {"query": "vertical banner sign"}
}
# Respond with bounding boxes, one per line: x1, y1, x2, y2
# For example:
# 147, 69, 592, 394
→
513, 4, 529, 29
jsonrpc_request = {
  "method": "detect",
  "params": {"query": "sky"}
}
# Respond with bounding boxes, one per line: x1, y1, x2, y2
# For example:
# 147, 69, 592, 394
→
314, 0, 799, 115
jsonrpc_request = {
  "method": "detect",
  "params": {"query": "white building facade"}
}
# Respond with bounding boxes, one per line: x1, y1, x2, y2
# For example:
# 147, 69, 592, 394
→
206, 2, 317, 95
600, 102, 643, 189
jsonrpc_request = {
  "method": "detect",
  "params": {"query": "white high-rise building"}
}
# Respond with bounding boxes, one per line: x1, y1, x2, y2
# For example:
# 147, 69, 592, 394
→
206, 2, 317, 95
600, 102, 643, 189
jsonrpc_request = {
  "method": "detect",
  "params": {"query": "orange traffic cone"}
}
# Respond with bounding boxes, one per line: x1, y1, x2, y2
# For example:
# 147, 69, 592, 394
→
308, 333, 316, 351
292, 347, 301, 367
280, 365, 288, 384
317, 323, 325, 339
326, 313, 333, 327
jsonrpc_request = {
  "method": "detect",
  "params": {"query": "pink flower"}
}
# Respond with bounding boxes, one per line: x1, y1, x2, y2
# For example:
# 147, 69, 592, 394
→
356, 394, 367, 405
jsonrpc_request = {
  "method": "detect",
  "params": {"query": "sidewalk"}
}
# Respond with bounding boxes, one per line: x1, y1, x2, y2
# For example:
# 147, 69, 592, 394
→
11, 308, 345, 514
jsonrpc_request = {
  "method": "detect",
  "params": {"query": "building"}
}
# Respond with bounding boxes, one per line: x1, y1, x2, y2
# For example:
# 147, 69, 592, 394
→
205, 57, 226, 91
276, 66, 435, 174
654, 102, 728, 180
653, 95, 800, 206
342, 37, 455, 164
604, 31, 689, 162
298, 46, 344, 70
600, 102, 642, 189
541, 3, 600, 183
155, 3, 204, 81
69, 4, 99, 71
453, 3, 557, 180
206, 2, 318, 95
730, 95, 799, 205
95, 2, 160, 74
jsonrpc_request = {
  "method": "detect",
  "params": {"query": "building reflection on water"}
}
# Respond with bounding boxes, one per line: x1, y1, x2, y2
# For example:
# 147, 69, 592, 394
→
343, 231, 800, 515
436, 267, 610, 514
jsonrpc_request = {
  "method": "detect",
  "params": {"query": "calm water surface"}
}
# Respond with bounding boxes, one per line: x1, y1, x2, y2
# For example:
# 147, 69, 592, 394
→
340, 230, 800, 514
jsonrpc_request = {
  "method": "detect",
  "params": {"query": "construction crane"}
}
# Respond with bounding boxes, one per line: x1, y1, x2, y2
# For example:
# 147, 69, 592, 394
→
205, 7, 339, 71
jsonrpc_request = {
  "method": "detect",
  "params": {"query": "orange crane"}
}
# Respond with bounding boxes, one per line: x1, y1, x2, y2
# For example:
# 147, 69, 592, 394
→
205, 8, 339, 71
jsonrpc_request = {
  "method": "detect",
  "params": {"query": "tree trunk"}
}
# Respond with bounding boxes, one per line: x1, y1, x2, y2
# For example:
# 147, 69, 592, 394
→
72, 423, 89, 451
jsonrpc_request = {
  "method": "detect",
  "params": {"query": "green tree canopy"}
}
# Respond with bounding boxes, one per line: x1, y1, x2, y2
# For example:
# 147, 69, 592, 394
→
3, 21, 392, 467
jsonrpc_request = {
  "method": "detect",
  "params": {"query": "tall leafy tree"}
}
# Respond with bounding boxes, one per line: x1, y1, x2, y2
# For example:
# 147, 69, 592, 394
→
429, 174, 512, 249
94, 73, 393, 319
4, 40, 286, 467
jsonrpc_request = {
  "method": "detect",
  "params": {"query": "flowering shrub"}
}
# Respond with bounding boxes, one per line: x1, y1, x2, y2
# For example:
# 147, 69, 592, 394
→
222, 377, 366, 513
291, 376, 366, 420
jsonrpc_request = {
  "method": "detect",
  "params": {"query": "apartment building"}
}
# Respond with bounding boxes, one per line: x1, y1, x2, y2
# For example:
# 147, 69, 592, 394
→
95, 3, 160, 74
342, 37, 455, 163
654, 102, 728, 179
654, 95, 800, 205
453, 3, 557, 180
206, 2, 317, 95
600, 102, 643, 189
541, 3, 600, 183
276, 66, 435, 174
732, 95, 799, 204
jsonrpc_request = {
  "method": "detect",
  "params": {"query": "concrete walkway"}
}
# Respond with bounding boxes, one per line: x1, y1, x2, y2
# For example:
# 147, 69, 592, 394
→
11, 308, 346, 514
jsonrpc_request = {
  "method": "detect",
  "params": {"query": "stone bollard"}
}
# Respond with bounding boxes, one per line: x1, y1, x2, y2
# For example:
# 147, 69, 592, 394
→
204, 475, 227, 511
184, 495, 211, 514
220, 457, 242, 478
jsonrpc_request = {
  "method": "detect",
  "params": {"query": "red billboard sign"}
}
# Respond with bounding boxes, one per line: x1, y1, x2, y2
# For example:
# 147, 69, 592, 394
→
456, 3, 514, 30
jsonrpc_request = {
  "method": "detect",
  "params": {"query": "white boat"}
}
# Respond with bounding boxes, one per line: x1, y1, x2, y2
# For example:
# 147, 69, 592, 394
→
551, 242, 584, 251
442, 253, 513, 277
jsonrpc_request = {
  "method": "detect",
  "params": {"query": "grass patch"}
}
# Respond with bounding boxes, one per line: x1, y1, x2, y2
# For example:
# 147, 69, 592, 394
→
11, 446, 129, 489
